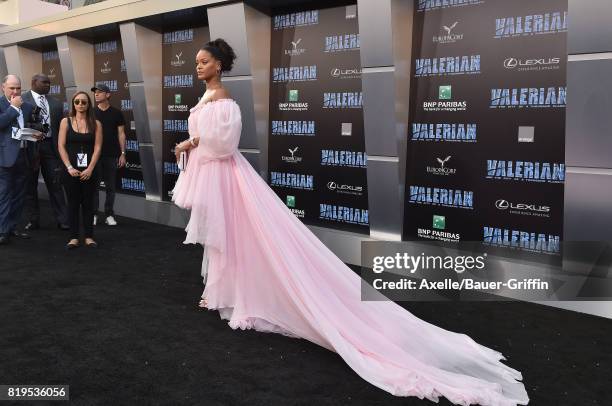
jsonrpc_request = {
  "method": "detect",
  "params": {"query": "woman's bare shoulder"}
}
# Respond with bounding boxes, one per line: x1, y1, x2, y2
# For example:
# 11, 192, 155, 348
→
211, 88, 232, 102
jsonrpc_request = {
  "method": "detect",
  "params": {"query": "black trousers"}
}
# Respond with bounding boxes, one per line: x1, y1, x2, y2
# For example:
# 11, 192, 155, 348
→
0, 149, 28, 236
64, 173, 96, 239
94, 156, 118, 216
25, 139, 68, 225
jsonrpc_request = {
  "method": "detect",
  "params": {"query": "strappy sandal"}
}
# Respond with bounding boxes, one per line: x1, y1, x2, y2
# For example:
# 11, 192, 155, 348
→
65, 239, 79, 250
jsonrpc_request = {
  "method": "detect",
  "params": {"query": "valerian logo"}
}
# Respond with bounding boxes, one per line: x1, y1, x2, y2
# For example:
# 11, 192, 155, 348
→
495, 11, 567, 38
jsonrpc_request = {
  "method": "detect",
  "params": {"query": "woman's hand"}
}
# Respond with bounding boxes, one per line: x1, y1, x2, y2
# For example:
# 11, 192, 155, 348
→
67, 167, 81, 177
175, 140, 190, 162
79, 167, 93, 181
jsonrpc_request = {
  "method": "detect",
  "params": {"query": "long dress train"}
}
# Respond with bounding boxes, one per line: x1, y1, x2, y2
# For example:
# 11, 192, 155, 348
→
172, 98, 529, 406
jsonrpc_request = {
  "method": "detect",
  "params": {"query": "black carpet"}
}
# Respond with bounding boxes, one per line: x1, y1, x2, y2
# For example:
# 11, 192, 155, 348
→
0, 204, 610, 406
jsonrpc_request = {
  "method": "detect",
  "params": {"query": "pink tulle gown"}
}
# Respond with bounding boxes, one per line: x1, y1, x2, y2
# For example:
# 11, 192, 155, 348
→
172, 98, 529, 406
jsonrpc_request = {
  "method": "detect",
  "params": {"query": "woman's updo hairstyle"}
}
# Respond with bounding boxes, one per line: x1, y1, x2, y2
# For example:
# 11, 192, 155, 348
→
201, 38, 236, 73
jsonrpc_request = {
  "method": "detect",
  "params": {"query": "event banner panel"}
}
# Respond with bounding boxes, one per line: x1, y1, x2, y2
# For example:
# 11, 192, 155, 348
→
268, 4, 370, 234
93, 37, 144, 195
161, 26, 210, 201
404, 0, 567, 259
41, 48, 67, 113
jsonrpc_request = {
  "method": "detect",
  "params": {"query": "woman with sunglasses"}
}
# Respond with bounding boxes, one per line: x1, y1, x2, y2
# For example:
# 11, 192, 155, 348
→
58, 91, 102, 249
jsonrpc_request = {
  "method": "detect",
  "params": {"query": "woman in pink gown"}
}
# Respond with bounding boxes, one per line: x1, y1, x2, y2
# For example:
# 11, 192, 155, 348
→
172, 39, 529, 406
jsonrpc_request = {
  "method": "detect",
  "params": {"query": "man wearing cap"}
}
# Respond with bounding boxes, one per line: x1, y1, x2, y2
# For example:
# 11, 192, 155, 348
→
91, 83, 126, 226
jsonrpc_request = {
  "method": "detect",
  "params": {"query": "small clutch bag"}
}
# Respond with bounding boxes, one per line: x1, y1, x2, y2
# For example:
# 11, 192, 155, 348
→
178, 151, 188, 171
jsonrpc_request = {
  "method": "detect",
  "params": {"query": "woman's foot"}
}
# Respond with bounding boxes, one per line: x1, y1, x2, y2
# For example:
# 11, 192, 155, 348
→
198, 298, 208, 308
65, 239, 79, 249
84, 238, 98, 248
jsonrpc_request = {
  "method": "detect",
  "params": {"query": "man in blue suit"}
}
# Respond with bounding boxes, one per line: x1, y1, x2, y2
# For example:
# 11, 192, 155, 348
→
0, 75, 40, 245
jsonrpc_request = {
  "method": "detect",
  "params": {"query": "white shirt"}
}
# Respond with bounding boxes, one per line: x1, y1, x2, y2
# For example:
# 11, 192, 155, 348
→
7, 99, 24, 128
7, 97, 25, 147
31, 89, 51, 138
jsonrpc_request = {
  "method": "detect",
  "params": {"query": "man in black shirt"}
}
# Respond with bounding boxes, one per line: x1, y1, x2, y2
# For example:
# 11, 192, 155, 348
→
91, 84, 126, 226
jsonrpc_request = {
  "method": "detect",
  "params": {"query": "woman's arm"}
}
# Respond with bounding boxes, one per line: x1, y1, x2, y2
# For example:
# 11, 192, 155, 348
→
81, 120, 102, 180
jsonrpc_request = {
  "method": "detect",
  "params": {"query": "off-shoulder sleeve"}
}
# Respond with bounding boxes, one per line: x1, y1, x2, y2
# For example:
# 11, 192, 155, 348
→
195, 100, 242, 164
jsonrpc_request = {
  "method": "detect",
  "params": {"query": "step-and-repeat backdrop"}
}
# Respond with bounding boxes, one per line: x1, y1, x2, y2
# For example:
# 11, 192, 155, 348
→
268, 4, 370, 234
404, 0, 567, 256
93, 37, 144, 195
41, 48, 67, 113
161, 26, 210, 201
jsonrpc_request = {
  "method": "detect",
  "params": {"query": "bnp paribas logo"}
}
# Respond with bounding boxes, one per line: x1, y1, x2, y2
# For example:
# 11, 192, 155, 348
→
432, 215, 445, 230
439, 85, 452, 99
418, 215, 460, 242
169, 94, 188, 112
424, 86, 467, 112
286, 195, 295, 207
286, 195, 305, 218
279, 90, 308, 111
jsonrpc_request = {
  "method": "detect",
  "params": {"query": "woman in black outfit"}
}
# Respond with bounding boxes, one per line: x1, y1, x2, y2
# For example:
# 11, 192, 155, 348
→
58, 91, 102, 249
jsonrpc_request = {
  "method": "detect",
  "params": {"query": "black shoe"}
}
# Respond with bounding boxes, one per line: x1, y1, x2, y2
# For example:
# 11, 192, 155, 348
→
0, 235, 9, 245
10, 230, 31, 239
25, 221, 40, 231
57, 223, 70, 230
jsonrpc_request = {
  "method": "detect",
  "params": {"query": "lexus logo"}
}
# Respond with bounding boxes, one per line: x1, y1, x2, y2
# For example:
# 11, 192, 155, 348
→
504, 57, 561, 69
495, 199, 510, 209
327, 181, 363, 193
503, 58, 518, 69
331, 68, 361, 78
495, 199, 550, 213
327, 181, 339, 190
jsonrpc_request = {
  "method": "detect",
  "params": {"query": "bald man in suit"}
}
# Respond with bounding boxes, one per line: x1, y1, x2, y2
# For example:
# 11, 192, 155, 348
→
0, 75, 40, 244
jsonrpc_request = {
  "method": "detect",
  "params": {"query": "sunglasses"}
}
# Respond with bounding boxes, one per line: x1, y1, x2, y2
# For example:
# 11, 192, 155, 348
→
74, 99, 89, 106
